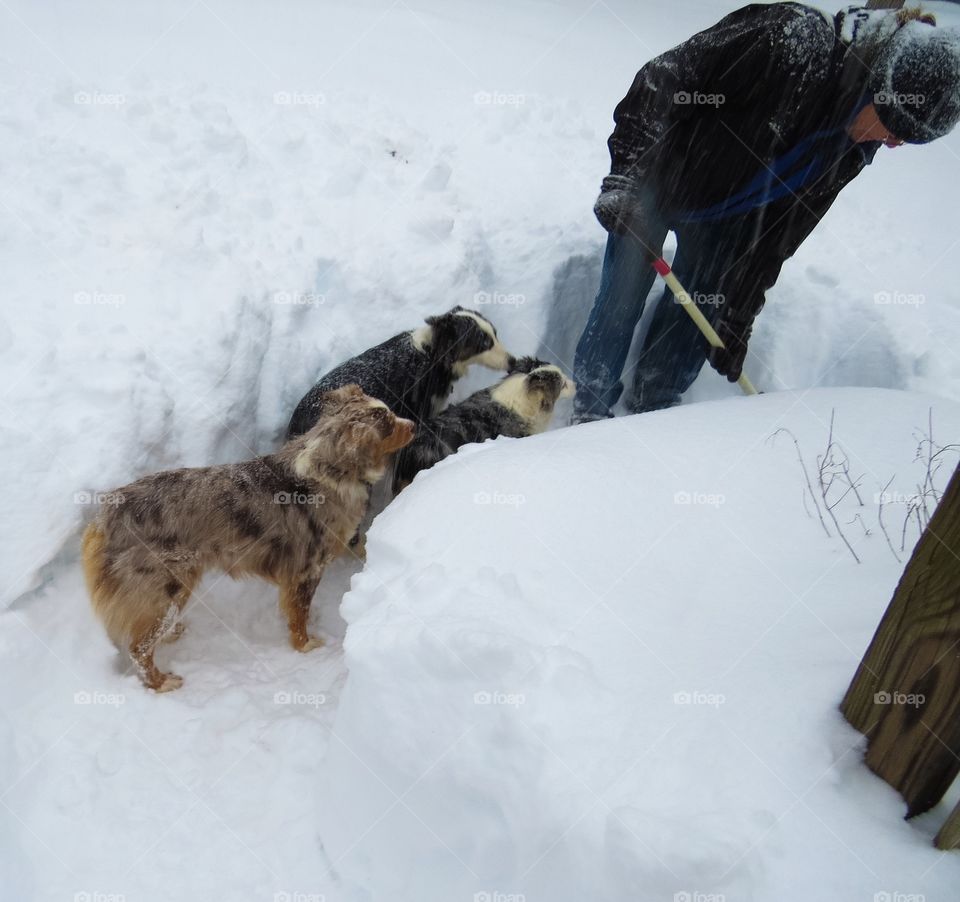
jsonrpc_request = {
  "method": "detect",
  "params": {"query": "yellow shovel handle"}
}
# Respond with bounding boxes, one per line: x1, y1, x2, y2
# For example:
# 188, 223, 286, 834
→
654, 258, 758, 396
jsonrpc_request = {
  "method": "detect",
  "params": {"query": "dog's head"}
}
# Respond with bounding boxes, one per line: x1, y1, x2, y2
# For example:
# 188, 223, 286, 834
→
292, 385, 415, 483
423, 306, 515, 374
522, 364, 576, 411
489, 364, 575, 432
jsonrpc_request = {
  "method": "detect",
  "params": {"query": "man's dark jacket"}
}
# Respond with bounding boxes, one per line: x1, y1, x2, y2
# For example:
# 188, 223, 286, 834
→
608, 2, 883, 326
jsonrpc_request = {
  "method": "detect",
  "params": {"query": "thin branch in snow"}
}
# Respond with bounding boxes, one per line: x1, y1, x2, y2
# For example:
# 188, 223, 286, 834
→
769, 427, 831, 537
839, 458, 865, 507
898, 411, 960, 551
846, 513, 871, 537
817, 410, 860, 563
877, 475, 901, 563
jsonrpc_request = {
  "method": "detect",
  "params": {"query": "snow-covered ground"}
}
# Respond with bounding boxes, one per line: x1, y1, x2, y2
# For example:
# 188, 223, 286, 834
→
323, 388, 960, 902
2, 1, 960, 900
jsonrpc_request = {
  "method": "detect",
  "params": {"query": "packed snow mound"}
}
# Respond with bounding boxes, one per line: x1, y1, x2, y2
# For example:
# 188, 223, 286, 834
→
320, 387, 960, 902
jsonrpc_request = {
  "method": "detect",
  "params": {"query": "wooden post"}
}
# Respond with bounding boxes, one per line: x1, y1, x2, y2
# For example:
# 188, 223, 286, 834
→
935, 798, 960, 850
841, 463, 960, 818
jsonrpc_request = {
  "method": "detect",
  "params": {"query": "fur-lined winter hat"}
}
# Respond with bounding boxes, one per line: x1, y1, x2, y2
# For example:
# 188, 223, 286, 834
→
871, 20, 960, 144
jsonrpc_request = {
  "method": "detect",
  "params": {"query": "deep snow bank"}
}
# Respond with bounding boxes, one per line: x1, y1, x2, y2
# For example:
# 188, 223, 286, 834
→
0, 73, 589, 606
5, 0, 960, 610
320, 387, 960, 902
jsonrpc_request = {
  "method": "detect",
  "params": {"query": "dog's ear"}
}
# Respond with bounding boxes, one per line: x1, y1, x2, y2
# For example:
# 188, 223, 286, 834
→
320, 384, 363, 408
329, 415, 380, 467
423, 312, 457, 350
366, 405, 395, 439
354, 421, 383, 454
345, 413, 410, 465
424, 306, 462, 325
308, 385, 368, 434
349, 402, 393, 444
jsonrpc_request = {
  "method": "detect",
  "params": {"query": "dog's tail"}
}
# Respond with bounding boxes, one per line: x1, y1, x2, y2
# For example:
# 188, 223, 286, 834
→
82, 523, 124, 650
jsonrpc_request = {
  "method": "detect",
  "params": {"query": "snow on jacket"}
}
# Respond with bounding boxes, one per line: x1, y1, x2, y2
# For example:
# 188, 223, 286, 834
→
608, 3, 899, 323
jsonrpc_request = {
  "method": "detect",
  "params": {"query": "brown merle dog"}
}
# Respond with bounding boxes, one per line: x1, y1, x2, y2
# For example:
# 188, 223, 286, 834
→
82, 385, 414, 692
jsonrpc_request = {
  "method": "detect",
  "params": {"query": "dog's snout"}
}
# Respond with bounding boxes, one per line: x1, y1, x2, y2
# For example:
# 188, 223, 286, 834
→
390, 417, 416, 449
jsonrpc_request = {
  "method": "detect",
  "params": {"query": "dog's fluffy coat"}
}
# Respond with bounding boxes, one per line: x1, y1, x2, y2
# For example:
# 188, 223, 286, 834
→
392, 360, 575, 493
286, 306, 514, 439
82, 385, 414, 692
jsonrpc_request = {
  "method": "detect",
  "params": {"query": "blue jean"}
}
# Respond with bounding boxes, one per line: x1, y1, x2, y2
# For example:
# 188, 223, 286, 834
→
573, 231, 723, 417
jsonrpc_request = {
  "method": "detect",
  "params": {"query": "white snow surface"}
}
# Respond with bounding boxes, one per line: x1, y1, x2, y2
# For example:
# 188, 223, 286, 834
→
323, 388, 960, 902
2, 0, 960, 900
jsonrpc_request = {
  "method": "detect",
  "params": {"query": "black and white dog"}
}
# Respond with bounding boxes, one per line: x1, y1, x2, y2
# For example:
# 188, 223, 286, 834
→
392, 358, 575, 493
287, 306, 515, 439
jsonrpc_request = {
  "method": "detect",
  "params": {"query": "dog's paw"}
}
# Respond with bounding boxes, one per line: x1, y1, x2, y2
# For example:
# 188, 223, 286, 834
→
295, 635, 325, 653
154, 673, 184, 693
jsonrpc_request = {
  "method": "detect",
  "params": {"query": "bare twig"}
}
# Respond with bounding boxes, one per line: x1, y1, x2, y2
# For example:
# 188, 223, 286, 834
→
847, 513, 871, 537
818, 410, 861, 563
895, 410, 959, 552
770, 427, 831, 537
839, 458, 865, 506
771, 409, 957, 566
878, 475, 901, 563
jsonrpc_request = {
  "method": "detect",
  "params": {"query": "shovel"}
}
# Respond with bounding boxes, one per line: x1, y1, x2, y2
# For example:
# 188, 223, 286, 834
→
652, 256, 759, 396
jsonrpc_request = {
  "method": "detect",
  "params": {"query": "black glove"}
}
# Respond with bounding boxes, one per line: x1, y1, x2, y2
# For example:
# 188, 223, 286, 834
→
593, 175, 661, 247
707, 317, 753, 382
